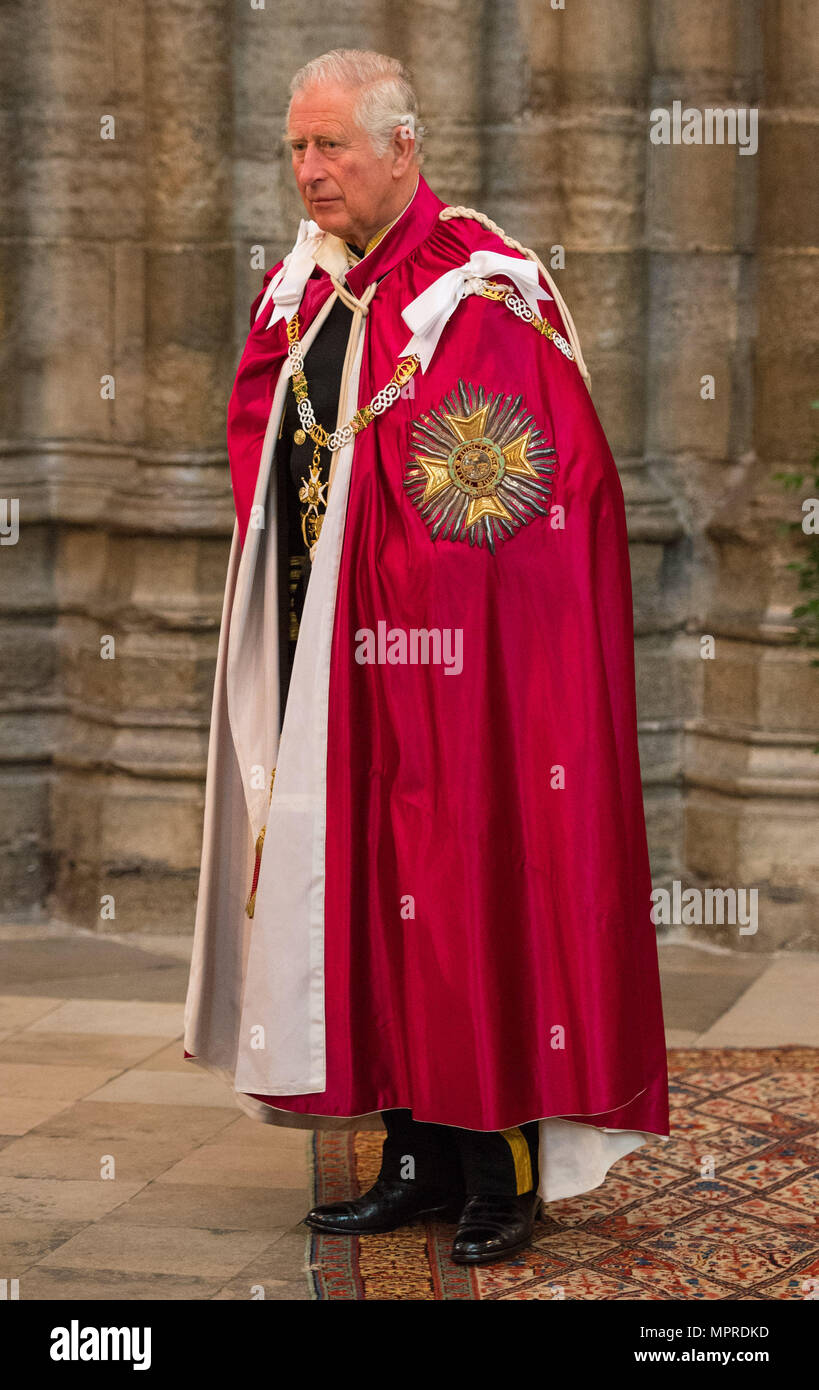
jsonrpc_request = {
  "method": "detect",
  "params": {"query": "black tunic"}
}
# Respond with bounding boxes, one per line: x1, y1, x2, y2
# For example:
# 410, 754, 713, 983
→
275, 290, 356, 728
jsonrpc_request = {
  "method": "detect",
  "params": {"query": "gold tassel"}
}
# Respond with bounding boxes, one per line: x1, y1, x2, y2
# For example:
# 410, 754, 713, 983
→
245, 768, 276, 919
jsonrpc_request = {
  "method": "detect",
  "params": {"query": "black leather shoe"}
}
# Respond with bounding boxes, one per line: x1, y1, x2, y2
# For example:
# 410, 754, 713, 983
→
303, 1176, 465, 1235
450, 1190, 542, 1264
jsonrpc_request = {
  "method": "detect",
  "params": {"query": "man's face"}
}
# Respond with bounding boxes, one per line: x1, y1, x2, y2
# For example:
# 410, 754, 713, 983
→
286, 82, 408, 248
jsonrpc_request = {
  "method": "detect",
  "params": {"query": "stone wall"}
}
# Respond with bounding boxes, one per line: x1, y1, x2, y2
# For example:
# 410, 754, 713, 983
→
1, 0, 816, 947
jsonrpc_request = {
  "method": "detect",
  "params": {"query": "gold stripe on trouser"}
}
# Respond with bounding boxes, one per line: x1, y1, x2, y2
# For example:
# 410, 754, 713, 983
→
500, 1127, 533, 1195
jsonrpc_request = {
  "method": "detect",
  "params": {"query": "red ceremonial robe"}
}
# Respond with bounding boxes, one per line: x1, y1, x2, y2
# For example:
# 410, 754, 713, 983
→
185, 174, 670, 1161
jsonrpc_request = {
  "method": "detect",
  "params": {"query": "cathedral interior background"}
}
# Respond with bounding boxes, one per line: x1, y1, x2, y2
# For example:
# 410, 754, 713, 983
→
1, 0, 817, 951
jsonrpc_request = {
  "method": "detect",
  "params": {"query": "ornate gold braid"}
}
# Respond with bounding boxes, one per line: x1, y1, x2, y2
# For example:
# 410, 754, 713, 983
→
285, 313, 419, 447
477, 279, 573, 351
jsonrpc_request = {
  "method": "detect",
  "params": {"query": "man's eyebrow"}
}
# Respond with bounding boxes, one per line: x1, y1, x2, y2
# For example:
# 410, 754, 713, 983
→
282, 131, 347, 144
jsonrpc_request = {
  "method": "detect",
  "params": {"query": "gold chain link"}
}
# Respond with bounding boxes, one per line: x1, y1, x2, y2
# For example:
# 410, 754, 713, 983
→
478, 280, 567, 347
286, 312, 420, 551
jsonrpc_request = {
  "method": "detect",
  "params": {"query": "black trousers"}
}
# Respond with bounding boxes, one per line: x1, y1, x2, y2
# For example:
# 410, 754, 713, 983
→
378, 1108, 540, 1197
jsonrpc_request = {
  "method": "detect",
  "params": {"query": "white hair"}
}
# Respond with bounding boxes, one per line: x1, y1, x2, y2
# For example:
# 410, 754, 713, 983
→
288, 48, 426, 162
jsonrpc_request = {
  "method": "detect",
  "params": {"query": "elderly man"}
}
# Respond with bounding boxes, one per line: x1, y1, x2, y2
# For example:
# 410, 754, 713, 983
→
184, 48, 670, 1267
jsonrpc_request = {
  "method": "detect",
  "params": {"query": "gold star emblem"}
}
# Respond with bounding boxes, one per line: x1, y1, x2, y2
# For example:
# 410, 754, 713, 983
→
404, 383, 557, 552
415, 408, 540, 527
446, 402, 491, 443
413, 456, 451, 504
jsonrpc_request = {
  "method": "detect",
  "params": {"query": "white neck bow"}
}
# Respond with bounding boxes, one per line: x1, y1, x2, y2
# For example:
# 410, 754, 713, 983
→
253, 219, 325, 330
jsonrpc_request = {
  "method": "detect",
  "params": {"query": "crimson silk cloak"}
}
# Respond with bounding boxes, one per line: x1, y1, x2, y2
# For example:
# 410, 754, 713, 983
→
189, 175, 670, 1142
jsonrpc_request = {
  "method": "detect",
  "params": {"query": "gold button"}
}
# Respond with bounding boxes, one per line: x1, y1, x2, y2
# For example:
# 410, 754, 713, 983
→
294, 428, 306, 445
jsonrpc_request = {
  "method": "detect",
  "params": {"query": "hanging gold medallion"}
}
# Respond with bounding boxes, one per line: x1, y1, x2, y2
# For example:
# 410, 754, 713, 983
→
299, 442, 328, 548
403, 382, 557, 552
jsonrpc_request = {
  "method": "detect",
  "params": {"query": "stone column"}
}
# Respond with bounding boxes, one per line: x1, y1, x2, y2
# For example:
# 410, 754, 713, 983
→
511, 0, 686, 880
685, 0, 819, 948
46, 0, 235, 931
0, 0, 148, 917
645, 0, 763, 909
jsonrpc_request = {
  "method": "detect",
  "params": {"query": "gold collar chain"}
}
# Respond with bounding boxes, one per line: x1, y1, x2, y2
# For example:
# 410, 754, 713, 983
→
285, 312, 419, 551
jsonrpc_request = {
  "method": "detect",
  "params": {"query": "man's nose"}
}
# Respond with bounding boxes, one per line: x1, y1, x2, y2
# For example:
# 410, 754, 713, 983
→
298, 144, 326, 188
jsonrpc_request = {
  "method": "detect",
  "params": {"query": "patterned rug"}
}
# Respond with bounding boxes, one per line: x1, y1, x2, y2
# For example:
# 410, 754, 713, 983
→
306, 1048, 819, 1299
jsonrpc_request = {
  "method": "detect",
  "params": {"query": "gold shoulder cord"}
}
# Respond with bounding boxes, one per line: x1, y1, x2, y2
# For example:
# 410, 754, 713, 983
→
476, 281, 575, 360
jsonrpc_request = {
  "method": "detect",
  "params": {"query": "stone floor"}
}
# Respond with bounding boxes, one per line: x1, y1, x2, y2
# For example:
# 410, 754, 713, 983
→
0, 923, 816, 1301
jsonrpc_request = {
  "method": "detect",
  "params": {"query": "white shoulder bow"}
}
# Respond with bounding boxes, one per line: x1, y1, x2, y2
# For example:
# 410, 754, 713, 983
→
399, 251, 552, 372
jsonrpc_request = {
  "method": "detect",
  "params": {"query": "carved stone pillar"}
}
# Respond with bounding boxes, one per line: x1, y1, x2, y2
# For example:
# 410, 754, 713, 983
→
45, 0, 235, 931
645, 0, 763, 914
685, 0, 819, 948
516, 0, 686, 880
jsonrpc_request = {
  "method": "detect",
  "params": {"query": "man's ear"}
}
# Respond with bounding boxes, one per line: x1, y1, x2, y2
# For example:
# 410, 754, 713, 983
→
390, 127, 415, 177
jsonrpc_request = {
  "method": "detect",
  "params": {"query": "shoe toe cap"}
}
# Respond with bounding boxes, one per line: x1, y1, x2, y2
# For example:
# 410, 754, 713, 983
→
304, 1201, 359, 1227
453, 1224, 504, 1250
